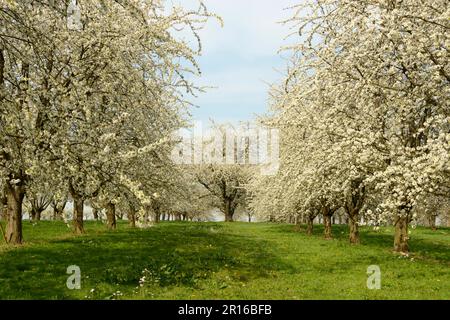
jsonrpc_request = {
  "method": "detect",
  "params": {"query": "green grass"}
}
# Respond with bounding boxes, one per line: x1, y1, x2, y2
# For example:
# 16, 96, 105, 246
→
0, 221, 449, 299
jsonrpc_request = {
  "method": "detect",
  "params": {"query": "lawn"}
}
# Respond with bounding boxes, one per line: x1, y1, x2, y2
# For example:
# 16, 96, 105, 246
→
0, 221, 448, 299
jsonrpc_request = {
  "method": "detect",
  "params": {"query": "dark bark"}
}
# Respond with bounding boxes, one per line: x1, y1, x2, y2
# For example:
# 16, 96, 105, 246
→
154, 211, 160, 223
348, 217, 360, 244
143, 209, 149, 223
128, 208, 136, 228
394, 216, 409, 253
29, 194, 51, 222
72, 197, 84, 234
0, 49, 4, 88
323, 215, 332, 239
5, 182, 25, 244
30, 209, 43, 221
345, 208, 361, 244
224, 211, 234, 222
106, 202, 117, 230
52, 208, 64, 221
52, 199, 67, 221
224, 200, 235, 222
69, 185, 84, 234
150, 202, 161, 224
0, 191, 7, 221
428, 214, 437, 231
92, 208, 99, 220
322, 207, 334, 239
344, 179, 365, 244
306, 216, 314, 235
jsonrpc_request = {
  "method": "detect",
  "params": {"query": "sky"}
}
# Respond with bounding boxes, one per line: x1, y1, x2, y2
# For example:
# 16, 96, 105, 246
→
173, 0, 298, 124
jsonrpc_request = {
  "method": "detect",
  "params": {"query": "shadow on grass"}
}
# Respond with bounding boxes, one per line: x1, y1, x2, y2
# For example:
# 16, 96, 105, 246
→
0, 222, 292, 299
267, 223, 450, 264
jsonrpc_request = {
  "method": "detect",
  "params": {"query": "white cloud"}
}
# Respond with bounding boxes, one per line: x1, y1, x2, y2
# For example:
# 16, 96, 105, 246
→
170, 0, 299, 122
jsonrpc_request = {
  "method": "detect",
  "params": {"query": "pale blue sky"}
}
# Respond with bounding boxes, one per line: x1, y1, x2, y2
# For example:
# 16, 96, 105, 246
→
175, 0, 298, 123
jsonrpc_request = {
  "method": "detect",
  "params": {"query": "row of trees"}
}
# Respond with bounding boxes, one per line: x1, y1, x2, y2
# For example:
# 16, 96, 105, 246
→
1, 1, 447, 255
250, 0, 449, 253
0, 0, 219, 244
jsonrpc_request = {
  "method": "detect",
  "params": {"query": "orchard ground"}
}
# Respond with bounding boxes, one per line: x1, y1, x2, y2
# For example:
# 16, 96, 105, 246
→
0, 221, 448, 299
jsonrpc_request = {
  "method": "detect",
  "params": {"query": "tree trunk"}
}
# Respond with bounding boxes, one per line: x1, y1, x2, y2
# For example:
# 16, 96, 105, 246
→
306, 216, 314, 235
322, 208, 333, 239
428, 214, 437, 231
153, 211, 160, 223
52, 208, 59, 220
73, 197, 84, 234
224, 201, 234, 222
144, 210, 149, 223
224, 211, 234, 222
5, 183, 25, 244
0, 50, 4, 88
324, 215, 332, 239
248, 214, 252, 223
161, 213, 166, 221
93, 208, 99, 220
394, 216, 409, 253
106, 202, 117, 230
128, 208, 136, 228
69, 183, 84, 234
52, 200, 66, 221
30, 208, 37, 221
72, 197, 84, 235
30, 208, 43, 221
53, 208, 64, 221
0, 192, 7, 221
348, 217, 360, 244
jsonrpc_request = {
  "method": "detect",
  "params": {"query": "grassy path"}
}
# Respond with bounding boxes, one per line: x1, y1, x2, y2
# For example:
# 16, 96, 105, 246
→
0, 221, 448, 299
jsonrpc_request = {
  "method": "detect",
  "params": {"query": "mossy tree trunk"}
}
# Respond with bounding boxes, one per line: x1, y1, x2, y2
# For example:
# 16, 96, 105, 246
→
0, 192, 7, 221
128, 207, 136, 228
394, 215, 410, 254
322, 207, 334, 240
344, 179, 365, 244
428, 214, 437, 231
224, 199, 235, 222
69, 183, 84, 234
92, 208, 99, 220
106, 202, 117, 230
5, 181, 26, 244
306, 215, 315, 235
